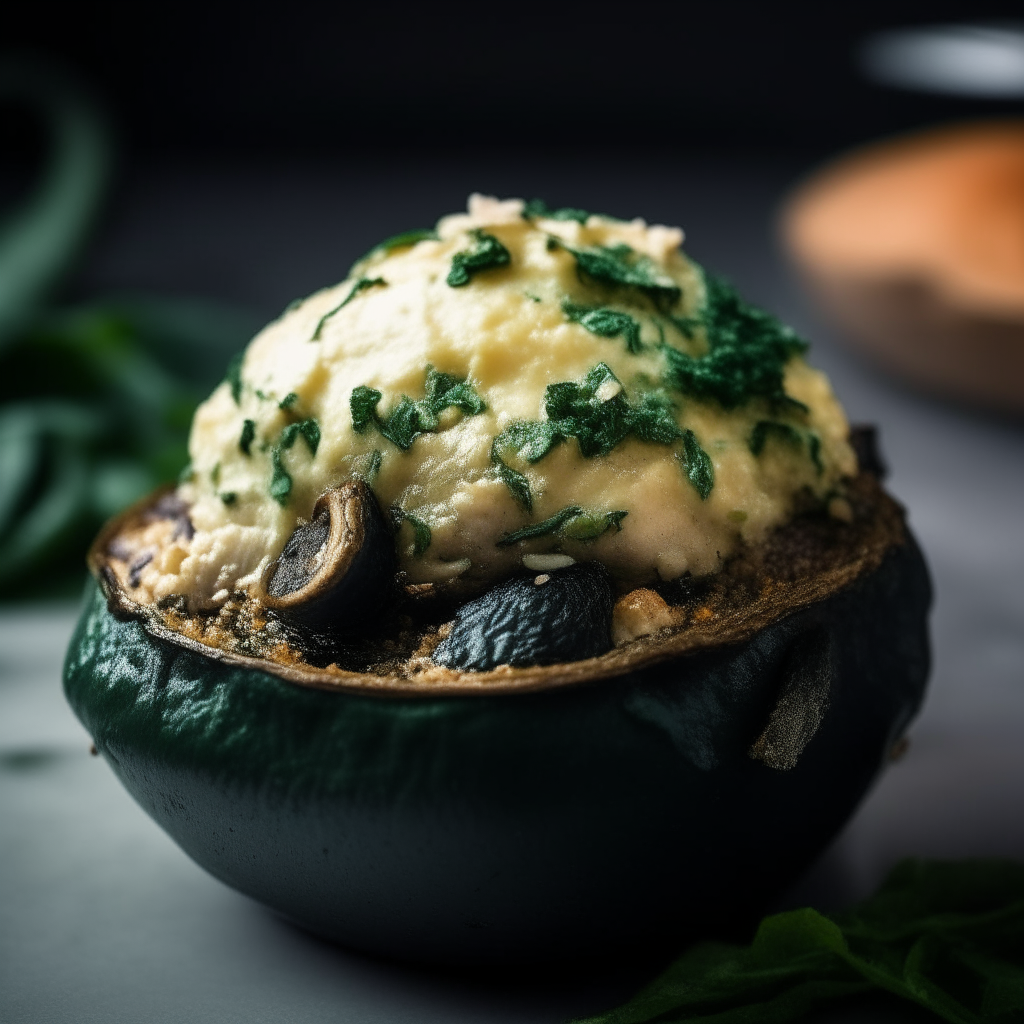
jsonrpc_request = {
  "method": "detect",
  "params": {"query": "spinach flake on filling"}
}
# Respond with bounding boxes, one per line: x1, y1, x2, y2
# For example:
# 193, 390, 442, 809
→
680, 429, 714, 500
269, 418, 321, 506
493, 363, 680, 466
390, 507, 432, 555
750, 420, 823, 474
496, 505, 628, 547
350, 366, 486, 451
491, 363, 712, 508
522, 199, 591, 224
558, 241, 682, 312
238, 418, 256, 455
224, 351, 244, 404
312, 277, 387, 341
563, 302, 643, 354
661, 274, 808, 410
447, 230, 511, 287
353, 448, 383, 484
351, 228, 438, 272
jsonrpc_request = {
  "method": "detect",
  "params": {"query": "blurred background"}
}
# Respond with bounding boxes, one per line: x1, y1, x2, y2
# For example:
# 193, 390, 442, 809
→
4, 5, 1024, 1022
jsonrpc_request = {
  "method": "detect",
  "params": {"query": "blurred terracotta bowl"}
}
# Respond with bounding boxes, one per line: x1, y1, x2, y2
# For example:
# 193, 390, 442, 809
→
782, 122, 1024, 414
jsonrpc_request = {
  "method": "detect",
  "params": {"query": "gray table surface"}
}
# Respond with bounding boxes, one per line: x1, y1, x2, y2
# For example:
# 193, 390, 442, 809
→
2, 153, 1023, 1022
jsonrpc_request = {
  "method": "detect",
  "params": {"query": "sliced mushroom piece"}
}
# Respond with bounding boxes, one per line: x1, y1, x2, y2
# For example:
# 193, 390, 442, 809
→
259, 481, 396, 646
432, 562, 615, 671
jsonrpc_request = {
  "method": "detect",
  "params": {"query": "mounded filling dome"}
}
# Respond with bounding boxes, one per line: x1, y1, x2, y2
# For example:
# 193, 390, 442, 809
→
131, 195, 856, 609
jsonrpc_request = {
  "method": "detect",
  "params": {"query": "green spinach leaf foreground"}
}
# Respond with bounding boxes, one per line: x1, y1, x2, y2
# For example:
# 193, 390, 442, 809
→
574, 859, 1024, 1024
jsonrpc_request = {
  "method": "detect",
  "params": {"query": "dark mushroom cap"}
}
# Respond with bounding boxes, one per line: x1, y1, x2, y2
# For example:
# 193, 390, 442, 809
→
432, 563, 615, 670
257, 481, 396, 647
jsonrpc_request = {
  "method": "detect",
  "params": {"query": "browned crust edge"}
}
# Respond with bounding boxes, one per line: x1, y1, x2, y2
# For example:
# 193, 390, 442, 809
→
88, 478, 907, 699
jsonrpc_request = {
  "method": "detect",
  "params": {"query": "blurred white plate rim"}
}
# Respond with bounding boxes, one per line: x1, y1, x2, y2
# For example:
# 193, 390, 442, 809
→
861, 22, 1024, 99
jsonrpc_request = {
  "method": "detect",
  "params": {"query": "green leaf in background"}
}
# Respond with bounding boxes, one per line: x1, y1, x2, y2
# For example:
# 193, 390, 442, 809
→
572, 859, 1024, 1024
0, 61, 110, 349
0, 63, 261, 599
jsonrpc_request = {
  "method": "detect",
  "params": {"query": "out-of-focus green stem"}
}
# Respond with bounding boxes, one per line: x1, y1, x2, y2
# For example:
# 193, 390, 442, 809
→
0, 61, 111, 348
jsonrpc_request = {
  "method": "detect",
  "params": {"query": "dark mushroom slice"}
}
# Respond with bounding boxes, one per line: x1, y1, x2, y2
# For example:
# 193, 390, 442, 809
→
259, 481, 396, 646
432, 562, 615, 671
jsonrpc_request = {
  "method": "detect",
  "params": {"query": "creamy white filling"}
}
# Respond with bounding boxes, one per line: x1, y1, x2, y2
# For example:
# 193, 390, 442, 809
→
133, 195, 857, 607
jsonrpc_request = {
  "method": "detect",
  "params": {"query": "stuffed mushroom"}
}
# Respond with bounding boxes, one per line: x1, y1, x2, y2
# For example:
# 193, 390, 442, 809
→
65, 196, 930, 965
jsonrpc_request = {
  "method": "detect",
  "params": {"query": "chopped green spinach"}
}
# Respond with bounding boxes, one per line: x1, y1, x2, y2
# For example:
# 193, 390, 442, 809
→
239, 419, 256, 455
491, 451, 533, 512
352, 228, 437, 270
560, 242, 681, 311
278, 392, 299, 410
350, 366, 486, 450
268, 417, 321, 506
353, 448, 383, 483
447, 230, 511, 287
492, 364, 681, 483
391, 507, 432, 555
312, 277, 386, 340
750, 419, 823, 473
497, 505, 627, 547
491, 419, 560, 466
269, 449, 292, 505
662, 273, 808, 409
350, 385, 383, 433
563, 302, 643, 354
680, 429, 714, 500
220, 492, 237, 506
561, 508, 629, 541
522, 199, 590, 224
666, 312, 699, 339
279, 418, 320, 457
224, 351, 244, 404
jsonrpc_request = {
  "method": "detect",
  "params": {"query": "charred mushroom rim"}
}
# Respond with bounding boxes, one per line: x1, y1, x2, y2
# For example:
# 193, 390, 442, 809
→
64, 197, 931, 965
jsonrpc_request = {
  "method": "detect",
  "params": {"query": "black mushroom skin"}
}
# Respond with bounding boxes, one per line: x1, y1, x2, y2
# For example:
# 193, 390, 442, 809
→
432, 562, 615, 670
258, 481, 395, 649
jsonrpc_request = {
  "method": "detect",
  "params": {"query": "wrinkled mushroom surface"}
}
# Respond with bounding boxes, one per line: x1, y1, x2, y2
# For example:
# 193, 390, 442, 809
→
432, 563, 615, 671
